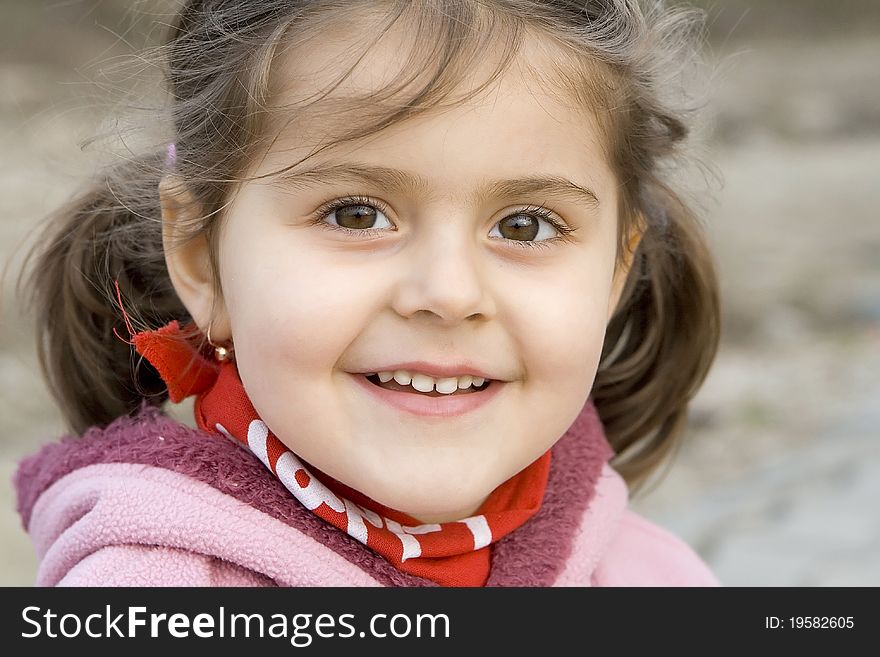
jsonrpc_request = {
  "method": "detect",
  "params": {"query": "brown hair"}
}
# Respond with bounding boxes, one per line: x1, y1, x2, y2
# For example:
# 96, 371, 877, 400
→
17, 0, 720, 493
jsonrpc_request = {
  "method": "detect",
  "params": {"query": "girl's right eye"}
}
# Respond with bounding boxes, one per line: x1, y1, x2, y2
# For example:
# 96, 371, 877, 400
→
313, 195, 395, 237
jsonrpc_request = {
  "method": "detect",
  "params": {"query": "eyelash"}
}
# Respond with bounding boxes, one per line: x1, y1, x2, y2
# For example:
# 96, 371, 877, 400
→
310, 194, 576, 250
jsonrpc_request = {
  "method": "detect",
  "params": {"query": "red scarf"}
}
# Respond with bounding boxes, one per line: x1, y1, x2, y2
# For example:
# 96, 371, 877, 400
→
127, 318, 550, 587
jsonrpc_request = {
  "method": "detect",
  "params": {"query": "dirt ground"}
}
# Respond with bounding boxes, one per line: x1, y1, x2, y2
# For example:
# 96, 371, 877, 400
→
1, 3, 878, 585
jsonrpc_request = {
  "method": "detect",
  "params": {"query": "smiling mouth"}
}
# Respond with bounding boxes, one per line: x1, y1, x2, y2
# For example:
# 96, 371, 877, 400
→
364, 373, 491, 397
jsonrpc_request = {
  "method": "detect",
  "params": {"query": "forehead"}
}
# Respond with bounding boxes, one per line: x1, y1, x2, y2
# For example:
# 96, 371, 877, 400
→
266, 10, 607, 156
256, 8, 614, 186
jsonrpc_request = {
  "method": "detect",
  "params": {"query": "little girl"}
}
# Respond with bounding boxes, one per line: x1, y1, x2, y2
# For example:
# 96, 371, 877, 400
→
15, 0, 720, 587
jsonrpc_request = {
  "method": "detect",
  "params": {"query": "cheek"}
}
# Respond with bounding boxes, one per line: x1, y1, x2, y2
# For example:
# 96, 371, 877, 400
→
513, 257, 615, 389
220, 233, 383, 372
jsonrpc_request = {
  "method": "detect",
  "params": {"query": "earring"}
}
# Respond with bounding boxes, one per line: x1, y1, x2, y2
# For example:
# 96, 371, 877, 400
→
206, 325, 234, 362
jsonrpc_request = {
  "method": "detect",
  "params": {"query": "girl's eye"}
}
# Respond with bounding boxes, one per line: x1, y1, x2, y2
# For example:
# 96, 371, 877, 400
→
316, 195, 394, 234
487, 207, 573, 247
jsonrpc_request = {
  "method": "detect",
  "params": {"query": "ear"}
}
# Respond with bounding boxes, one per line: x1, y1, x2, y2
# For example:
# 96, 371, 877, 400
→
159, 175, 231, 341
606, 218, 645, 322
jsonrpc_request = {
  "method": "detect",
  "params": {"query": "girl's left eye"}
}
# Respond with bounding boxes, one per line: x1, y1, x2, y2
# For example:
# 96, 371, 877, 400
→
311, 195, 575, 249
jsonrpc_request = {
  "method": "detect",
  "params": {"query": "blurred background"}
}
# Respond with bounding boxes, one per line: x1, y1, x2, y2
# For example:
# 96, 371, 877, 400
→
1, 1, 878, 585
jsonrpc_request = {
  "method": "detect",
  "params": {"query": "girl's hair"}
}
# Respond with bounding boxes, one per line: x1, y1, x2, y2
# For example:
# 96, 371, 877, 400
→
18, 0, 720, 493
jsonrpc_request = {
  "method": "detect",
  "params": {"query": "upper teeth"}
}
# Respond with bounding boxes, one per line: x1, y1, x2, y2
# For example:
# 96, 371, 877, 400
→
370, 370, 487, 394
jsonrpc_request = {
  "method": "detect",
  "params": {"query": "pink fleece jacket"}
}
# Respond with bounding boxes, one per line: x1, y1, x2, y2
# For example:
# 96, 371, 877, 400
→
14, 403, 719, 587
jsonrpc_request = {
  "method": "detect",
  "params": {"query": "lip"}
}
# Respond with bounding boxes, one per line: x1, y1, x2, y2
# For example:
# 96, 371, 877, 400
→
354, 360, 499, 381
349, 372, 504, 418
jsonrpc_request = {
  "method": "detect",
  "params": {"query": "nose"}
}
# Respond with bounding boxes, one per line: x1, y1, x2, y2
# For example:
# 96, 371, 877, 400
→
391, 223, 496, 325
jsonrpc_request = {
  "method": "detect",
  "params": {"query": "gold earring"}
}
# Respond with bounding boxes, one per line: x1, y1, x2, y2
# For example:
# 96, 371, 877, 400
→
206, 325, 234, 362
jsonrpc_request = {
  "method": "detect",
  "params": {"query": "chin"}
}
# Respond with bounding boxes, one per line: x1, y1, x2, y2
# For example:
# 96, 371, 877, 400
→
367, 479, 491, 524
334, 448, 510, 523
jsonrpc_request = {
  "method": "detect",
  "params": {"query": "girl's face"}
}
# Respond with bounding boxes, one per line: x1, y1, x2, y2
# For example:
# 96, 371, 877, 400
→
166, 34, 633, 523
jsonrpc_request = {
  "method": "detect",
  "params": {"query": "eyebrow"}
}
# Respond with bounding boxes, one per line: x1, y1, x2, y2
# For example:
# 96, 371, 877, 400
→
272, 161, 601, 209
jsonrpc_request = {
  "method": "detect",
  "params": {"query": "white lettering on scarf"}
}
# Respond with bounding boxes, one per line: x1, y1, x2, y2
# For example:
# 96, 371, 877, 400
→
462, 515, 493, 549
275, 451, 346, 513
344, 499, 383, 543
246, 420, 270, 468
